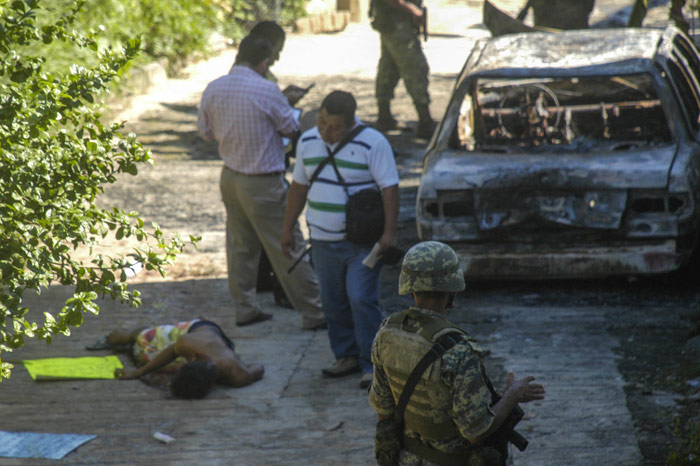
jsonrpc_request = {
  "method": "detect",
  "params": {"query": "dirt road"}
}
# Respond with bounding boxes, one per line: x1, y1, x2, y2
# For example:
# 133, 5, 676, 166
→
3, 1, 699, 465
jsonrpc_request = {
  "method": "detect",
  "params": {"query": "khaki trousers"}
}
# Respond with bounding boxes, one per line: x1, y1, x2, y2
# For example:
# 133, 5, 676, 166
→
219, 167, 324, 328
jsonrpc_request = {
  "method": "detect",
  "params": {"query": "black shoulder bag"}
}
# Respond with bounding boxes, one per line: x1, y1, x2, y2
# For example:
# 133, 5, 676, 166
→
375, 334, 461, 466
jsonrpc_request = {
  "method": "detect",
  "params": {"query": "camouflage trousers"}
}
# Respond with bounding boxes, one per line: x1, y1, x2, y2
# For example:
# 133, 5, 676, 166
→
375, 20, 430, 109
529, 0, 595, 29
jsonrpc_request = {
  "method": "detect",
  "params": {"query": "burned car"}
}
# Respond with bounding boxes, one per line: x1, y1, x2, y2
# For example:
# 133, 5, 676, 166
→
417, 27, 700, 278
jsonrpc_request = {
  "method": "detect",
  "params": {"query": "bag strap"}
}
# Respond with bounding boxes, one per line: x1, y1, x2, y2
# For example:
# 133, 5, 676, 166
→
395, 332, 462, 423
308, 125, 366, 188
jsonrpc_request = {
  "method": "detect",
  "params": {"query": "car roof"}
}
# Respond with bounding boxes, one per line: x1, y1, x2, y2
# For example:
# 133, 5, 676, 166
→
465, 28, 670, 78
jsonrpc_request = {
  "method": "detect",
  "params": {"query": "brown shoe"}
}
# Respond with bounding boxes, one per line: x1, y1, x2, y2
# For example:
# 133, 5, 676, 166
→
236, 312, 273, 327
322, 357, 361, 378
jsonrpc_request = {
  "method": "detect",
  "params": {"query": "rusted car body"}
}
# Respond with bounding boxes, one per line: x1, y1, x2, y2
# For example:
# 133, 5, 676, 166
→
417, 27, 700, 278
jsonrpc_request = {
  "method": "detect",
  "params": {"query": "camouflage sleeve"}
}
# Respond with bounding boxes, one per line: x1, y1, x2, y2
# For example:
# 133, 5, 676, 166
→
368, 332, 395, 416
442, 342, 495, 440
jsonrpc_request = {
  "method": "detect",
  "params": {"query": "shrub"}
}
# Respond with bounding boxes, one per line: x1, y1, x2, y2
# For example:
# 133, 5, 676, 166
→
0, 0, 196, 379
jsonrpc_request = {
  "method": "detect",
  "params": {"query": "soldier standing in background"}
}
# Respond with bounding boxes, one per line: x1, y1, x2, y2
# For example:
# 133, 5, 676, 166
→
628, 0, 689, 33
369, 0, 436, 139
526, 0, 595, 29
369, 241, 545, 465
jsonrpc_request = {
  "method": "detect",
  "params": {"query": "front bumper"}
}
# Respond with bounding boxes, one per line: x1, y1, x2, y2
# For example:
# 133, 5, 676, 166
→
454, 240, 686, 279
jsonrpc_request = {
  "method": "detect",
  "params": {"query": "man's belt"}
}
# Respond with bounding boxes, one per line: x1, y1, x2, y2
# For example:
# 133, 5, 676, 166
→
225, 166, 284, 176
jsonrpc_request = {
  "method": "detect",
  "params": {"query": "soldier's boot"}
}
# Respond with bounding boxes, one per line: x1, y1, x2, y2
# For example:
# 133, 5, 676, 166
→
415, 105, 436, 140
670, 1, 689, 34
375, 101, 398, 131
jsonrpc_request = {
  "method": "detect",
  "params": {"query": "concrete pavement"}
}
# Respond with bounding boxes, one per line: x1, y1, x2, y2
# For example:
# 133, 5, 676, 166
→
2, 2, 685, 464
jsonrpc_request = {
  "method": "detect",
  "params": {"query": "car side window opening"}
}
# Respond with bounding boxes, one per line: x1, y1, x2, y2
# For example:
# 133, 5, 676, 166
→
451, 74, 672, 151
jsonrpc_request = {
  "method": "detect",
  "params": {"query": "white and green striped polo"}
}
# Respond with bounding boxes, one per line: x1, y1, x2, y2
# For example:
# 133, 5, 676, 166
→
292, 124, 399, 241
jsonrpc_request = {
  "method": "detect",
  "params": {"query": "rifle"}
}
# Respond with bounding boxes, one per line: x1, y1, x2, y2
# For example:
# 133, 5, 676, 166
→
481, 367, 529, 458
516, 0, 532, 22
483, 397, 529, 457
421, 6, 428, 41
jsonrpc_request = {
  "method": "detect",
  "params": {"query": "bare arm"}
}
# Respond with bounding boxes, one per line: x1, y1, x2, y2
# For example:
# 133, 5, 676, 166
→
227, 363, 265, 388
115, 344, 179, 379
282, 181, 309, 259
377, 184, 399, 253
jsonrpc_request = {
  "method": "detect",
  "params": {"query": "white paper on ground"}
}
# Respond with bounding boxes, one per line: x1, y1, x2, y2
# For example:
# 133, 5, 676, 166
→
0, 431, 96, 460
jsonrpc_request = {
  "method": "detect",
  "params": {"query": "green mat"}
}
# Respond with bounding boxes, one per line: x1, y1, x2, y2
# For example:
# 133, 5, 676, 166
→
23, 356, 123, 381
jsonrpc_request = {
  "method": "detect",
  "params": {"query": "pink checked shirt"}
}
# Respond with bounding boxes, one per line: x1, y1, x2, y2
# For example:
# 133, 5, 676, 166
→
197, 65, 299, 174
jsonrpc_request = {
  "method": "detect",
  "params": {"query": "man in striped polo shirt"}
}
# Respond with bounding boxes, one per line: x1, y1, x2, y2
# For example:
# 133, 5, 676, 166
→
281, 91, 399, 388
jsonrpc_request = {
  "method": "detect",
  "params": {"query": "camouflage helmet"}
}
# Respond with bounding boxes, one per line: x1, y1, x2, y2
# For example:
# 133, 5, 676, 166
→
398, 241, 465, 295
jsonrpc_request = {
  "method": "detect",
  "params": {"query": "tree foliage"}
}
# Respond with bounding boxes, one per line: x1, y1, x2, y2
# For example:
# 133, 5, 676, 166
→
29, 0, 312, 78
0, 0, 196, 379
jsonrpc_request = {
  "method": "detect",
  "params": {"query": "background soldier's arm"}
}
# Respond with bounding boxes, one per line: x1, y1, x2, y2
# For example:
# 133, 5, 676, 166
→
380, 0, 423, 21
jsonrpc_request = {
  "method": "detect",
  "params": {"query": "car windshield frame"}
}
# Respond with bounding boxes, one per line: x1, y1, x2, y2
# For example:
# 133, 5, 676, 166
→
450, 72, 673, 153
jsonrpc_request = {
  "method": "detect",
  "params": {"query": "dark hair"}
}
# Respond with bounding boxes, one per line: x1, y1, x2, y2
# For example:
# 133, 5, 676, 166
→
250, 21, 285, 47
321, 91, 357, 125
236, 34, 272, 67
170, 362, 217, 399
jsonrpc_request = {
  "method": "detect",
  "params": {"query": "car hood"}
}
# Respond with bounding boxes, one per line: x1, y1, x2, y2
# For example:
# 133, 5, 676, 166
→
421, 145, 677, 230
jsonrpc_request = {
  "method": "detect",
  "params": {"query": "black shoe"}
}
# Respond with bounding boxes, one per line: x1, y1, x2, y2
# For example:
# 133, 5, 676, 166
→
302, 320, 328, 331
374, 116, 398, 132
273, 285, 293, 309
236, 312, 273, 327
360, 373, 373, 389
415, 120, 437, 139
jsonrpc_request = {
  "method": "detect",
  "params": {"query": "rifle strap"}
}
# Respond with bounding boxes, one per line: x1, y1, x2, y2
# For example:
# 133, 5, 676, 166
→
481, 364, 499, 400
395, 332, 462, 422
397, 333, 474, 466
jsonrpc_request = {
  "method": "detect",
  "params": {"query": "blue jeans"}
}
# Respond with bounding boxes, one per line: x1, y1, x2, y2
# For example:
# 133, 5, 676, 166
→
311, 239, 384, 374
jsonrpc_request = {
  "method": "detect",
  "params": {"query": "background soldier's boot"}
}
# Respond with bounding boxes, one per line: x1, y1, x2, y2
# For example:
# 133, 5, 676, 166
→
415, 105, 436, 139
670, 0, 689, 34
375, 101, 398, 131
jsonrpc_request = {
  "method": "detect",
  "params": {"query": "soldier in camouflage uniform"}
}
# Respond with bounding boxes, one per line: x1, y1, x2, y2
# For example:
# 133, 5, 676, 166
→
369, 241, 545, 465
369, 0, 436, 139
628, 0, 689, 33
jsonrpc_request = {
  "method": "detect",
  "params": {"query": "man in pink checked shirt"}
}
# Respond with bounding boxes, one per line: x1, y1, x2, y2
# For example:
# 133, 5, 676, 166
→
197, 35, 326, 331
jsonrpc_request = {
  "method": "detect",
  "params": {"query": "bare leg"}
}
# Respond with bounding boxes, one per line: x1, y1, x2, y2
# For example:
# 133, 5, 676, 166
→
106, 327, 145, 345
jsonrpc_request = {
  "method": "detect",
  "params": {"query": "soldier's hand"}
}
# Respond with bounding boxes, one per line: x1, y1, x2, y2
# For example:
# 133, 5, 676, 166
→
507, 373, 545, 404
